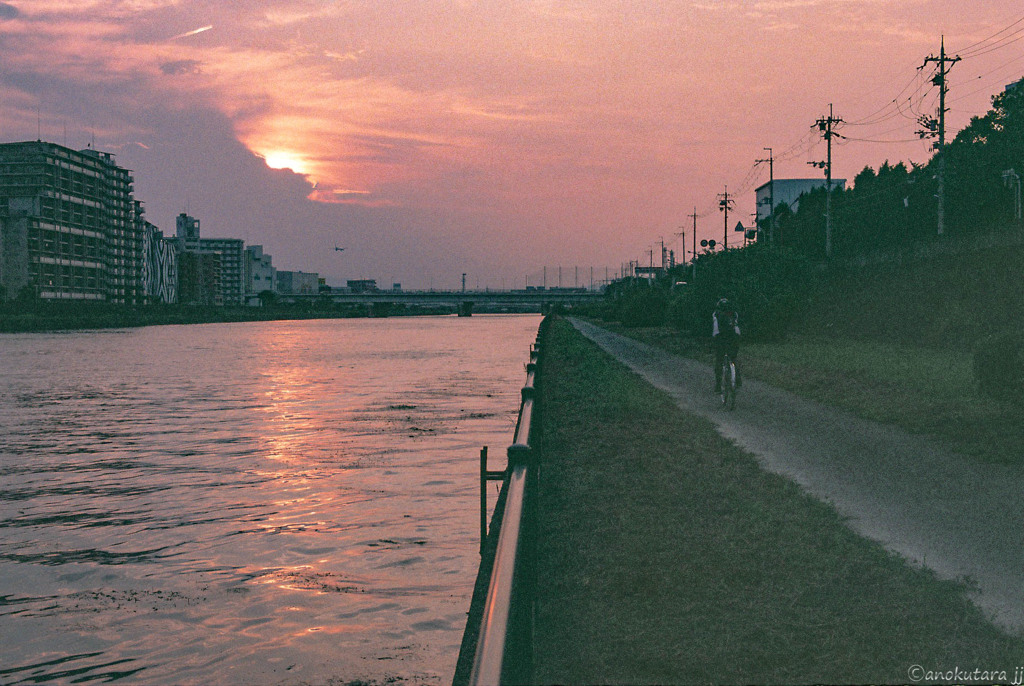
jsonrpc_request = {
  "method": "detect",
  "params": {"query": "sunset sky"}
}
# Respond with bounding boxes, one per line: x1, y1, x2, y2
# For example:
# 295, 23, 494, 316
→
1, 0, 1022, 289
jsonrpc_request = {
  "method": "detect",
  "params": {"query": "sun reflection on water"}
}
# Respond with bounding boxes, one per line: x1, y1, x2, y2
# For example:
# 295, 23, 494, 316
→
0, 315, 541, 684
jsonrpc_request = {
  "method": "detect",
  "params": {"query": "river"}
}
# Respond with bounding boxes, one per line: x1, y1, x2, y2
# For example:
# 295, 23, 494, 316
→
0, 314, 541, 685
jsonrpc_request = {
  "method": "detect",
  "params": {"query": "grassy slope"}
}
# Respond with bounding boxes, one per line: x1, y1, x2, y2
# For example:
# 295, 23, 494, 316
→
797, 242, 1024, 352
594, 243, 1024, 465
533, 317, 1024, 685
605, 324, 1024, 465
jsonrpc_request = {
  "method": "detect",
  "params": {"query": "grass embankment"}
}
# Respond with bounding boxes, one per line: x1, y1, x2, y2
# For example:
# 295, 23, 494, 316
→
533, 317, 1024, 684
597, 322, 1024, 465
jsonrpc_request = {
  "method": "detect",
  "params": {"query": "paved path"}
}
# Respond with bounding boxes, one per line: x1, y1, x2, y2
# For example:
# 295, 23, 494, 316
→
570, 318, 1024, 633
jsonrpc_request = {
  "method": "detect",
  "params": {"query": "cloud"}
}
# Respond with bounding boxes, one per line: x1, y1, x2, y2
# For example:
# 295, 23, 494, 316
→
1, 0, 1016, 289
307, 188, 388, 205
324, 49, 365, 63
160, 59, 202, 75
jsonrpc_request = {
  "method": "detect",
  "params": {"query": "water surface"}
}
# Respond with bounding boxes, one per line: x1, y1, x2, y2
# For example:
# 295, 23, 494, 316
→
0, 315, 540, 685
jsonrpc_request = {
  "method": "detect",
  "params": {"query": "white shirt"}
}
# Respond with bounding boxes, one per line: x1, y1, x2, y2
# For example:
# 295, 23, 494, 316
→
712, 311, 740, 337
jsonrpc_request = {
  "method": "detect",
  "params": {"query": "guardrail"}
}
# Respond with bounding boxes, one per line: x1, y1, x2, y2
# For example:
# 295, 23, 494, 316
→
468, 325, 544, 685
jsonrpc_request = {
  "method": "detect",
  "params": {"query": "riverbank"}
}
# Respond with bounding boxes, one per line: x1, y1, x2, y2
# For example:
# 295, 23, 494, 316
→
530, 316, 1024, 684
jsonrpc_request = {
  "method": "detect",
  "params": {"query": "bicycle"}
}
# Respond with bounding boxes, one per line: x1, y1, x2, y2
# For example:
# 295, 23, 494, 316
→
719, 353, 737, 410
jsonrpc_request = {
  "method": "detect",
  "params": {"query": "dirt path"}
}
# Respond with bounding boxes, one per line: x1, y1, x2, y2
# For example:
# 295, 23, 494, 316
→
570, 318, 1024, 633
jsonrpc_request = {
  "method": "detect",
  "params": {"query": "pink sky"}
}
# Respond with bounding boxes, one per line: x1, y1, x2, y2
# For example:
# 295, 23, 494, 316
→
1, 0, 1022, 289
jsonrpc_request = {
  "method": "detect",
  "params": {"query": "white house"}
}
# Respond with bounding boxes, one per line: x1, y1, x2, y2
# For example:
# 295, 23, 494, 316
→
755, 178, 846, 223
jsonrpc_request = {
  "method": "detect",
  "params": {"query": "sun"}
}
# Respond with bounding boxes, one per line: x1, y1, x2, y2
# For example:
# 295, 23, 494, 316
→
262, 150, 309, 175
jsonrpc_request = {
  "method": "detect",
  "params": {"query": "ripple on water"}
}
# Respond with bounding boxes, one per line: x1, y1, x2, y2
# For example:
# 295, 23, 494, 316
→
0, 315, 540, 684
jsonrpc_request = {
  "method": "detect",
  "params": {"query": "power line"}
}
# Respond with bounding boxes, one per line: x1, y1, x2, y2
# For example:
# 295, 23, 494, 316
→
957, 9, 1024, 54
844, 70, 931, 127
949, 52, 1024, 104
840, 135, 925, 144
960, 30, 1024, 60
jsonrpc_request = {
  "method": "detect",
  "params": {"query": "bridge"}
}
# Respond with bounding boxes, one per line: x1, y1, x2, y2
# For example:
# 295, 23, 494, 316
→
285, 288, 604, 314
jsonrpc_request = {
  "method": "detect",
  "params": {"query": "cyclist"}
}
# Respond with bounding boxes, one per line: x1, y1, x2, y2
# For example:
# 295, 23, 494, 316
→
712, 298, 741, 393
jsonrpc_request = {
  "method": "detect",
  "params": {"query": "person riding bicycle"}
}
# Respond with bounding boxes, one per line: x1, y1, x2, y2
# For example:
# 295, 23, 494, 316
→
712, 298, 741, 393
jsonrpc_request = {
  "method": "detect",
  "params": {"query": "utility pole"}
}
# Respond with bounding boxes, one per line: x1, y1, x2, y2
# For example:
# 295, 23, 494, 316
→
675, 227, 686, 269
718, 186, 734, 249
921, 36, 960, 236
689, 207, 698, 280
811, 104, 843, 258
756, 147, 775, 246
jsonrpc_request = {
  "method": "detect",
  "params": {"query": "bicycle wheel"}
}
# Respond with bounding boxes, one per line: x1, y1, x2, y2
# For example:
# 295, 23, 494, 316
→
726, 361, 737, 410
720, 358, 732, 409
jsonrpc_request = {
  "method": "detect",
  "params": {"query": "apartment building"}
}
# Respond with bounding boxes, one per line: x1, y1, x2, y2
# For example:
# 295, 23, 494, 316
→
245, 244, 276, 303
139, 201, 177, 305
0, 141, 142, 302
173, 213, 245, 306
277, 270, 319, 295
200, 237, 244, 305
0, 141, 314, 307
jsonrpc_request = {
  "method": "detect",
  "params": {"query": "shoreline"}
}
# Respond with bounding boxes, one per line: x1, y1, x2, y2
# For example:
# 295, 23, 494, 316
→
0, 303, 545, 334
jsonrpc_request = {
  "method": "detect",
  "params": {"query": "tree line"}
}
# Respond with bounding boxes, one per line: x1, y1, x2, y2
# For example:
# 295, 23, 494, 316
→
777, 83, 1024, 259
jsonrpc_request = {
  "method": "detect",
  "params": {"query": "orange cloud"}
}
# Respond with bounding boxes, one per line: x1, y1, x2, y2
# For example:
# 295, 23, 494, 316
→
3, 0, 1021, 282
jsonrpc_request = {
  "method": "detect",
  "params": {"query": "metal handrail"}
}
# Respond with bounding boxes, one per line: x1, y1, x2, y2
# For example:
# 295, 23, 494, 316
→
468, 463, 528, 685
512, 392, 534, 449
467, 336, 541, 686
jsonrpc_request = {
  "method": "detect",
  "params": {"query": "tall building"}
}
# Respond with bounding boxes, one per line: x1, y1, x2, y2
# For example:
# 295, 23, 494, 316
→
200, 237, 245, 305
0, 141, 143, 302
176, 212, 201, 250
245, 245, 276, 303
139, 200, 177, 304
177, 250, 222, 306
172, 212, 245, 306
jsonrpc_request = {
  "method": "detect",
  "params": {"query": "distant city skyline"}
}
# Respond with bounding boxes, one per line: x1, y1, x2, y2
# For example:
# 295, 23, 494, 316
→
1, 1, 1022, 288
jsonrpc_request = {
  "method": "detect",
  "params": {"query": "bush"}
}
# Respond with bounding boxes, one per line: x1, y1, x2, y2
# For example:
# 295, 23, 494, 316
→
666, 289, 700, 334
668, 246, 812, 341
974, 330, 1024, 402
616, 285, 668, 327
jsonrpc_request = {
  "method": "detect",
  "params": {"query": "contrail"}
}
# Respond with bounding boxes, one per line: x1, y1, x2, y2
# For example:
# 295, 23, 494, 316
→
170, 25, 213, 41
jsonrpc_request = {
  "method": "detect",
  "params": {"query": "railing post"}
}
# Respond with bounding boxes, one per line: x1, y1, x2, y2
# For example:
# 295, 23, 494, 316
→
480, 446, 488, 554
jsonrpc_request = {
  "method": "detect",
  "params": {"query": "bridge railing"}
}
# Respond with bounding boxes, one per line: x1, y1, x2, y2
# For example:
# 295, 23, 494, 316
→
467, 324, 545, 685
